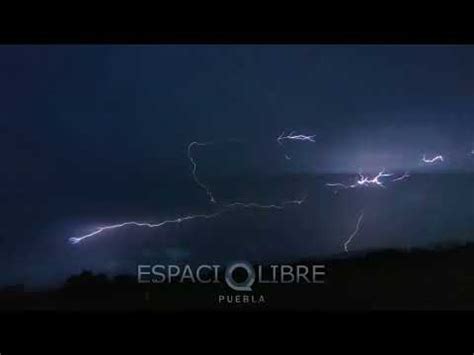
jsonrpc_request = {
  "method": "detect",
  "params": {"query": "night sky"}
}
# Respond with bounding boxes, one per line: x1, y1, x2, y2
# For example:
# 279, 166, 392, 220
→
1, 45, 473, 287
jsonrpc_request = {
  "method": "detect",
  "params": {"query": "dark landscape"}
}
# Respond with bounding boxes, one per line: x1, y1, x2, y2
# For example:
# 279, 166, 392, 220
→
3, 241, 474, 311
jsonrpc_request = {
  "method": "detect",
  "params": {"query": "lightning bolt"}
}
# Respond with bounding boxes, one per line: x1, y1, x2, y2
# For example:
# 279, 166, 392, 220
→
391, 171, 410, 182
277, 130, 316, 160
277, 130, 316, 145
69, 196, 307, 244
224, 196, 306, 210
421, 154, 444, 164
344, 211, 364, 253
325, 183, 349, 188
68, 211, 226, 244
187, 141, 216, 203
355, 170, 393, 188
326, 169, 393, 191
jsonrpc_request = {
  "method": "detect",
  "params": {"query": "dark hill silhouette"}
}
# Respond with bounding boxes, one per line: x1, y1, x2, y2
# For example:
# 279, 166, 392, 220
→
3, 242, 474, 310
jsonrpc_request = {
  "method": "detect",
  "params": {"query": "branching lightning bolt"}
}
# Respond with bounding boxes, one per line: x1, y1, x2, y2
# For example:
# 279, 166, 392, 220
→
344, 211, 364, 253
68, 211, 225, 244
69, 196, 307, 244
187, 141, 216, 203
355, 170, 393, 188
326, 169, 393, 191
277, 130, 316, 160
422, 154, 444, 164
277, 130, 316, 145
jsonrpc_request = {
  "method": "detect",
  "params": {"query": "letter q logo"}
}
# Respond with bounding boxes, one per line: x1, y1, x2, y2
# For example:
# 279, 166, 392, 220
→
225, 262, 255, 292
